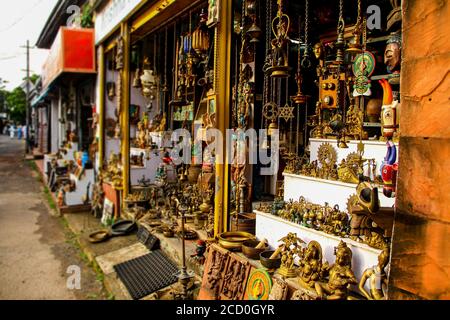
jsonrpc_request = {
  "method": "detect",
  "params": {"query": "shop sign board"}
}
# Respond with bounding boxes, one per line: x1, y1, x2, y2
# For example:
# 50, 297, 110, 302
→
42, 27, 96, 90
95, 0, 145, 44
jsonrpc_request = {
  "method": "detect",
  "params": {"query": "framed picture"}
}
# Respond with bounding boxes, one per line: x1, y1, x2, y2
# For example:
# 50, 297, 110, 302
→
101, 198, 114, 226
130, 104, 140, 125
207, 0, 220, 27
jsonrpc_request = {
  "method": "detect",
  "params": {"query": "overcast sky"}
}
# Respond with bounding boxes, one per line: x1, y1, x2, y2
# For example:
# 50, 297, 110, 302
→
0, 0, 58, 90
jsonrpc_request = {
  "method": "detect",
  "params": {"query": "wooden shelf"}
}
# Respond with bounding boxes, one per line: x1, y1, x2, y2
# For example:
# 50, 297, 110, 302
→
371, 74, 390, 81
366, 35, 390, 44
363, 122, 382, 128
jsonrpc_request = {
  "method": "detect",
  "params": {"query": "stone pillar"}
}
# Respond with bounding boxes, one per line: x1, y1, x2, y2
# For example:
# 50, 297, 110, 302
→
388, 0, 450, 299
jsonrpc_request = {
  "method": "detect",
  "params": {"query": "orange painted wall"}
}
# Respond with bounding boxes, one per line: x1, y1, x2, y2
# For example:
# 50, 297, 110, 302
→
388, 0, 450, 300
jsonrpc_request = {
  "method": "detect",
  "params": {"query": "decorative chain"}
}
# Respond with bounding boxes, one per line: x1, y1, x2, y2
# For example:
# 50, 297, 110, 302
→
304, 0, 309, 47
301, 0, 311, 69
164, 26, 168, 88
363, 17, 367, 51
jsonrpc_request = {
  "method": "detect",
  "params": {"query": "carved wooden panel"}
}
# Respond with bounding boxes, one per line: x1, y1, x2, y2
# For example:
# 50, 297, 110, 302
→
219, 253, 251, 300
198, 244, 230, 300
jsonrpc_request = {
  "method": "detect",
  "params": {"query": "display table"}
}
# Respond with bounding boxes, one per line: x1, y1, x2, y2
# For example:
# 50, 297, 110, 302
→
254, 210, 381, 282
283, 173, 395, 209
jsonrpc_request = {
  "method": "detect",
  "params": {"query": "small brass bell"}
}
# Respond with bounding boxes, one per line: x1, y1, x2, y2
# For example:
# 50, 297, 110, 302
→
132, 69, 141, 88
261, 134, 270, 149
268, 121, 278, 136
338, 137, 349, 149
247, 22, 262, 43
107, 83, 116, 100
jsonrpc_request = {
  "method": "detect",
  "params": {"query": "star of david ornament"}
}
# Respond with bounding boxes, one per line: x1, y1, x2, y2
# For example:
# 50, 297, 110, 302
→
278, 104, 295, 121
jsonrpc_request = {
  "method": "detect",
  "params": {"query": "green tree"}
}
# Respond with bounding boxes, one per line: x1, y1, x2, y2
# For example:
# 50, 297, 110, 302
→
27, 74, 40, 84
6, 87, 26, 123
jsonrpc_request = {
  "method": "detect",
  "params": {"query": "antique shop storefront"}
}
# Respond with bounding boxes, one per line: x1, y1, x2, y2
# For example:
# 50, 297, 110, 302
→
88, 0, 449, 300
93, 0, 232, 237
36, 24, 97, 213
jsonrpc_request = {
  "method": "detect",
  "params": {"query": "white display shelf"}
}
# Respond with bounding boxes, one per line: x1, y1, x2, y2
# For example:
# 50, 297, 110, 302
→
130, 149, 177, 185
283, 173, 395, 209
61, 142, 78, 163
65, 168, 94, 206
309, 138, 398, 180
255, 210, 381, 284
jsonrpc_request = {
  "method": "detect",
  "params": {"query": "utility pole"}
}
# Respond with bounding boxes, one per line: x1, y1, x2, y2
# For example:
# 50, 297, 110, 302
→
21, 40, 31, 154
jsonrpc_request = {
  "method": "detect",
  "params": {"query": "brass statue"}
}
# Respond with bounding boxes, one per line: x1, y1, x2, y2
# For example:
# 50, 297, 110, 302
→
317, 142, 338, 180
315, 241, 357, 300
359, 246, 390, 300
278, 233, 305, 278
298, 241, 329, 289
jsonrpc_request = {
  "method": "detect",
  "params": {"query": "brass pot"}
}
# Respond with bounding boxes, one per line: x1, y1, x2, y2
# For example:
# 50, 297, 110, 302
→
366, 98, 382, 123
188, 165, 202, 184
218, 231, 255, 251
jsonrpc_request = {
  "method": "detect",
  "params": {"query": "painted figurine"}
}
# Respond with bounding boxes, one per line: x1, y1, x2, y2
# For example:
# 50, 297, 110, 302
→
379, 79, 399, 139
384, 32, 402, 85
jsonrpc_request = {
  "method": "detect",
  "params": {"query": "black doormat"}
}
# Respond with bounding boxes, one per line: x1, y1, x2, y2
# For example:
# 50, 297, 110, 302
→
114, 250, 179, 300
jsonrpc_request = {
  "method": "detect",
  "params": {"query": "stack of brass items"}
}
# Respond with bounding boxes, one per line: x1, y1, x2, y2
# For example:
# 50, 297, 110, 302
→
257, 236, 389, 300
257, 195, 388, 250
284, 142, 378, 185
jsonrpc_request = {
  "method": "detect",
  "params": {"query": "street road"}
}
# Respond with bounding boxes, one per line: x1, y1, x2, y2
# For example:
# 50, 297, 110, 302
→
0, 135, 104, 300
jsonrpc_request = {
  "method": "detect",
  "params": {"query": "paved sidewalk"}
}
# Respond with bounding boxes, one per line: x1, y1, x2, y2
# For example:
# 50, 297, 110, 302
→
0, 135, 106, 300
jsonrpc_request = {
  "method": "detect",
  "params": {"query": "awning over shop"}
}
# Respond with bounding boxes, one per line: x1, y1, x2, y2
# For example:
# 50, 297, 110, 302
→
41, 27, 96, 91
31, 83, 54, 108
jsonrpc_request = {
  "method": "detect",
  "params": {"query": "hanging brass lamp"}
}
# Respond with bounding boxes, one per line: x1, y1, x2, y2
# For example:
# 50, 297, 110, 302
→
192, 9, 210, 57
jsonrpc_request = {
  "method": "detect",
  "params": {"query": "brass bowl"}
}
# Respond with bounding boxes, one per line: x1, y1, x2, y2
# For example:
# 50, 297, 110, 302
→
163, 230, 174, 238
260, 250, 281, 270
218, 231, 255, 251
242, 240, 268, 260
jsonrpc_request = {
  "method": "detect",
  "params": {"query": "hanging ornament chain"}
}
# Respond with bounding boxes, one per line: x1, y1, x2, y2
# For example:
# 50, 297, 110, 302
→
263, 0, 272, 109
336, 0, 345, 64
362, 16, 367, 52
301, 0, 311, 69
354, 0, 363, 45
163, 27, 169, 92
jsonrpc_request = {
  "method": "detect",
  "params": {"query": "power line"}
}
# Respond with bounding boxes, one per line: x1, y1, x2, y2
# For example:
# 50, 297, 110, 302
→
0, 0, 42, 33
0, 54, 25, 61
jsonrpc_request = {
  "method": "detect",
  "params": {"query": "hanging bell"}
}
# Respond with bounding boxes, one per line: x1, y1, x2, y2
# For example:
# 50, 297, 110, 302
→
132, 69, 141, 88
261, 133, 270, 150
268, 121, 278, 136
107, 83, 116, 100
247, 21, 262, 43
338, 136, 349, 149
346, 41, 362, 56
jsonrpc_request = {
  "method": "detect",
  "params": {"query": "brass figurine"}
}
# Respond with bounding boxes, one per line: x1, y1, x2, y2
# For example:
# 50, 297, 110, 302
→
298, 241, 329, 289
315, 241, 357, 300
359, 246, 390, 300
278, 233, 305, 278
